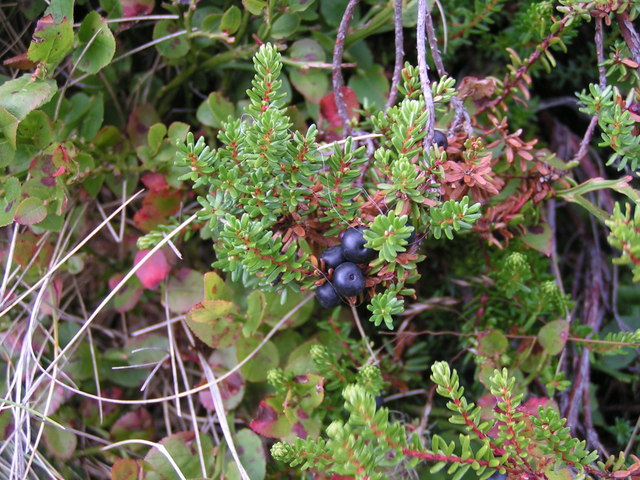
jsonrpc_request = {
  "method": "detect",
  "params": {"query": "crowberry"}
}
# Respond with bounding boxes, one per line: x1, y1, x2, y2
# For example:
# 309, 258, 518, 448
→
320, 245, 346, 270
433, 130, 448, 150
332, 262, 365, 297
342, 226, 376, 264
316, 282, 341, 308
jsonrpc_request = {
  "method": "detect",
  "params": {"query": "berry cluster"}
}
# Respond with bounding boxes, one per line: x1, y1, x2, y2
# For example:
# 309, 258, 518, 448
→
316, 226, 376, 308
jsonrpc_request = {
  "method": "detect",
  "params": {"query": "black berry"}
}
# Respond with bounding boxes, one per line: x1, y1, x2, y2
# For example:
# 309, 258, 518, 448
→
315, 282, 341, 308
342, 226, 376, 264
433, 130, 448, 150
486, 473, 507, 480
332, 262, 365, 297
320, 245, 346, 270
374, 395, 384, 411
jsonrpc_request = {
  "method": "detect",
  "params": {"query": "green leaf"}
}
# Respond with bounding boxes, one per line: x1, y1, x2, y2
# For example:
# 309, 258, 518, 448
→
320, 0, 349, 27
14, 197, 47, 225
44, 0, 74, 22
242, 0, 265, 15
244, 290, 266, 336
0, 177, 20, 227
348, 64, 389, 110
538, 320, 570, 356
289, 38, 326, 63
17, 110, 52, 150
0, 139, 15, 168
226, 429, 266, 480
20, 0, 47, 20
521, 222, 553, 257
289, 0, 316, 13
72, 12, 116, 74
144, 432, 215, 480
196, 92, 235, 128
186, 300, 241, 349
236, 337, 279, 382
0, 74, 57, 148
289, 69, 329, 103
271, 13, 300, 39
220, 5, 242, 34
43, 423, 77, 460
478, 330, 508, 356
203, 271, 231, 301
152, 20, 189, 59
164, 268, 203, 314
27, 14, 74, 70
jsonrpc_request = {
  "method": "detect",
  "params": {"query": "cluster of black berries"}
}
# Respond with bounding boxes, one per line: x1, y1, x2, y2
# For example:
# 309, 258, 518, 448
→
315, 226, 375, 308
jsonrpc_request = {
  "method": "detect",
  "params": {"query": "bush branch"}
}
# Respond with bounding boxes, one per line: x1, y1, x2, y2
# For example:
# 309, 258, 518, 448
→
332, 0, 360, 137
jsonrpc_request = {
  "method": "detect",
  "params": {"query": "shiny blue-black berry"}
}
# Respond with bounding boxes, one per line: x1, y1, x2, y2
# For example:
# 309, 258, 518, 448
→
433, 130, 448, 150
316, 282, 341, 308
332, 262, 365, 297
342, 226, 376, 264
486, 473, 507, 480
320, 245, 346, 270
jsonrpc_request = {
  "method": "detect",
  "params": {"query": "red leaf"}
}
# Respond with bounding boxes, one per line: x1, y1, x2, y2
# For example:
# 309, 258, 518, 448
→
111, 458, 144, 480
134, 249, 170, 289
250, 397, 280, 439
41, 276, 63, 316
2, 52, 36, 70
122, 0, 154, 18
134, 174, 181, 231
141, 172, 168, 193
319, 87, 360, 127
110, 408, 154, 442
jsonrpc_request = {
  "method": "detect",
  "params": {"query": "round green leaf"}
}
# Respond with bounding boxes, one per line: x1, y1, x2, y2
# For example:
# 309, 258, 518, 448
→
226, 429, 266, 480
0, 176, 21, 227
196, 92, 236, 129
152, 20, 189, 59
43, 423, 77, 460
72, 12, 116, 74
289, 69, 329, 104
348, 64, 390, 111
538, 319, 570, 356
236, 337, 279, 382
478, 330, 508, 356
15, 196, 46, 225
289, 38, 325, 63
220, 5, 242, 34
271, 13, 300, 39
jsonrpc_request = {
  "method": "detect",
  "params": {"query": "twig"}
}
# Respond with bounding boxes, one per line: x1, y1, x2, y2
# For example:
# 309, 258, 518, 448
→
571, 116, 598, 165
424, 8, 445, 78
476, 11, 573, 115
582, 371, 609, 457
417, 0, 436, 147
332, 0, 360, 137
595, 17, 607, 90
422, 4, 472, 136
385, 0, 404, 110
617, 12, 640, 66
624, 414, 640, 458
416, 385, 436, 436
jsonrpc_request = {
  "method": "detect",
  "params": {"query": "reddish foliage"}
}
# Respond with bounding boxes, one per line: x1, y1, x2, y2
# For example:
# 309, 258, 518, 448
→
134, 249, 170, 289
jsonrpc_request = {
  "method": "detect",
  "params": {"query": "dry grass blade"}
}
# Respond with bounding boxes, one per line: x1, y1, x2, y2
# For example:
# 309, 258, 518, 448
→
199, 353, 250, 480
